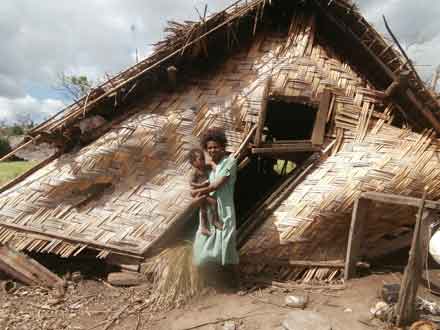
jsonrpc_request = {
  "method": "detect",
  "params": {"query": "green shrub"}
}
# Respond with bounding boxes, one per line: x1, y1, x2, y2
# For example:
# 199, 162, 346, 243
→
11, 125, 24, 135
0, 137, 11, 157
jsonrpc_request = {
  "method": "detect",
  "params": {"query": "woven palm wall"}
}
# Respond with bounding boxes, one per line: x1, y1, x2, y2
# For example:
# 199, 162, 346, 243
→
0, 12, 435, 264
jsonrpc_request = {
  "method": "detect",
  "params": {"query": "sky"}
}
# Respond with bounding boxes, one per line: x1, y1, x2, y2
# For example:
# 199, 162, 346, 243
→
0, 0, 439, 124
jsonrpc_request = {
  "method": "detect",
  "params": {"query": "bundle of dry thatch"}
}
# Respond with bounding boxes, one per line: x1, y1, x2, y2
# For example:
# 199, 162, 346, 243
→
141, 242, 206, 310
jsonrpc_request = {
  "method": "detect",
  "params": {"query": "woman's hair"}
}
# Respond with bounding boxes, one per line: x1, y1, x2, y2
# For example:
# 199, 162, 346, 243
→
188, 148, 204, 165
200, 127, 228, 150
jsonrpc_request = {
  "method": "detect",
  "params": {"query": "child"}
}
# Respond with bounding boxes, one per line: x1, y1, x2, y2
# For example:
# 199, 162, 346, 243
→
188, 148, 223, 236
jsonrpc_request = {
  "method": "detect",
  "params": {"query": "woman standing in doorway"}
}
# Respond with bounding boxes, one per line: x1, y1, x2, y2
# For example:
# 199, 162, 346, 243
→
191, 127, 239, 269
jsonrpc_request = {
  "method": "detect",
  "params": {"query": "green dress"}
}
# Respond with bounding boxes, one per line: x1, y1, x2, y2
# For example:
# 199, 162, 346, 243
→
193, 155, 239, 266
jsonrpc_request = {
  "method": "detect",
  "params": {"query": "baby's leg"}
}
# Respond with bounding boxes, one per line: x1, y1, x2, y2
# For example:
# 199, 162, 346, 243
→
206, 196, 223, 230
199, 201, 211, 236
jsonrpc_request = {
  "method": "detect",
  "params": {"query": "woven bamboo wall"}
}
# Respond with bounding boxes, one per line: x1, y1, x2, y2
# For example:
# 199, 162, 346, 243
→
240, 124, 440, 281
0, 12, 432, 262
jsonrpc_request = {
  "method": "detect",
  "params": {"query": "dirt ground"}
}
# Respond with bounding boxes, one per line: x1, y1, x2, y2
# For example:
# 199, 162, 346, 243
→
1, 265, 440, 330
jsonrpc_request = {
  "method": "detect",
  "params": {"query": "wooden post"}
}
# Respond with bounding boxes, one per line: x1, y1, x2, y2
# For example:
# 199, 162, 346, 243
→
344, 197, 371, 281
253, 78, 271, 147
311, 90, 331, 146
395, 191, 430, 326
0, 245, 63, 288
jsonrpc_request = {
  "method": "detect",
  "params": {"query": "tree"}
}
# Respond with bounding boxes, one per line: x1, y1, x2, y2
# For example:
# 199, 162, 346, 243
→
56, 73, 93, 101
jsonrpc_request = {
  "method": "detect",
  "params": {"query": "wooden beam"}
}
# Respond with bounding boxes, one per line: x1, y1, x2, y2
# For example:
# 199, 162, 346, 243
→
0, 245, 63, 288
395, 192, 431, 326
344, 198, 372, 281
252, 142, 320, 154
361, 191, 440, 210
253, 78, 271, 147
311, 90, 331, 146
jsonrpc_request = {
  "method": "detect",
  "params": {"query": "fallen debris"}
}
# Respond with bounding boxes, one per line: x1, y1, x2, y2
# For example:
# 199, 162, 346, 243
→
285, 295, 308, 309
409, 320, 437, 330
223, 320, 237, 330
370, 301, 392, 322
107, 272, 144, 287
381, 283, 400, 304
0, 244, 63, 288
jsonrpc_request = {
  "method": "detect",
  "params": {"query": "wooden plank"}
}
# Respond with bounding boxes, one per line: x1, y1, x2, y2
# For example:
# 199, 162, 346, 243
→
241, 255, 344, 268
344, 198, 371, 281
311, 90, 331, 146
253, 78, 271, 147
0, 245, 63, 288
361, 191, 440, 210
395, 192, 431, 326
0, 222, 144, 257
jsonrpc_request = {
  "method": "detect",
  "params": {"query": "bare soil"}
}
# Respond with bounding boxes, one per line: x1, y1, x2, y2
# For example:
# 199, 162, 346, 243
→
1, 266, 440, 330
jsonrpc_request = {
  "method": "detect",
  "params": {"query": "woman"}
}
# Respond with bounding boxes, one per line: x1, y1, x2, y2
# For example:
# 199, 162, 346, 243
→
191, 127, 239, 268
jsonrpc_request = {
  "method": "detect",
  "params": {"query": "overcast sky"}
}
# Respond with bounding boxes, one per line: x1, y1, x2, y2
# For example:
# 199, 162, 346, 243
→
0, 0, 439, 124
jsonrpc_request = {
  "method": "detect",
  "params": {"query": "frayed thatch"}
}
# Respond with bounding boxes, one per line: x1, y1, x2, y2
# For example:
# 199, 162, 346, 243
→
141, 242, 206, 310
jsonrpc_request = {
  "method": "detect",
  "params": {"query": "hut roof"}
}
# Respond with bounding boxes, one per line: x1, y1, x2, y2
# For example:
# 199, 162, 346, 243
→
1, 0, 439, 265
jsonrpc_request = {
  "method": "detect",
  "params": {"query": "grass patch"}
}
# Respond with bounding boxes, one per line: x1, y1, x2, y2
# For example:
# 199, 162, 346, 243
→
0, 161, 37, 185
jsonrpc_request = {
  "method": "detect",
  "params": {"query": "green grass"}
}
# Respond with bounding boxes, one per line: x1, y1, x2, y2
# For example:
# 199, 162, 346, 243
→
0, 161, 37, 185
273, 159, 296, 175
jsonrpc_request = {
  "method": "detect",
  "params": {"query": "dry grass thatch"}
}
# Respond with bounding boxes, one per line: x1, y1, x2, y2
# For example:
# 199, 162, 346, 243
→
141, 241, 206, 310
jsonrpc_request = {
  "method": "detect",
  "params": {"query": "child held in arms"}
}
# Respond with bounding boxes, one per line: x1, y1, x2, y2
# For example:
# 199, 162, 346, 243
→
188, 148, 223, 236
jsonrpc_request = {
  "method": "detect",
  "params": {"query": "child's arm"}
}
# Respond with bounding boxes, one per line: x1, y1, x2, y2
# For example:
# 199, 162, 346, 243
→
190, 180, 209, 188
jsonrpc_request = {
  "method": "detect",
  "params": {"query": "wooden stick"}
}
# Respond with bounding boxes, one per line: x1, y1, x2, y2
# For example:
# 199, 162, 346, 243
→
242, 255, 344, 268
0, 152, 60, 194
344, 198, 372, 281
233, 125, 256, 159
361, 191, 440, 210
0, 139, 36, 162
395, 191, 428, 326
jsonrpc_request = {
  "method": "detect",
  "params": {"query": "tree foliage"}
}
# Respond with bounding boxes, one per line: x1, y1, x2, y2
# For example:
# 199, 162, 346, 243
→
56, 73, 93, 101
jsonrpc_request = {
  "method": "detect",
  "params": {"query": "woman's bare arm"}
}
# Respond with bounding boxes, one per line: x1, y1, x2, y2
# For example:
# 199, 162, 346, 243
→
191, 176, 229, 197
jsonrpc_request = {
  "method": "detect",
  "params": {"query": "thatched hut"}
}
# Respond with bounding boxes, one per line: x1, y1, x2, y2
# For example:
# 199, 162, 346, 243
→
1, 0, 439, 282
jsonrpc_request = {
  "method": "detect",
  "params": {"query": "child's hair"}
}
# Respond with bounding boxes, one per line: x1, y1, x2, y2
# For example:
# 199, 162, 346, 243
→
188, 148, 205, 165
